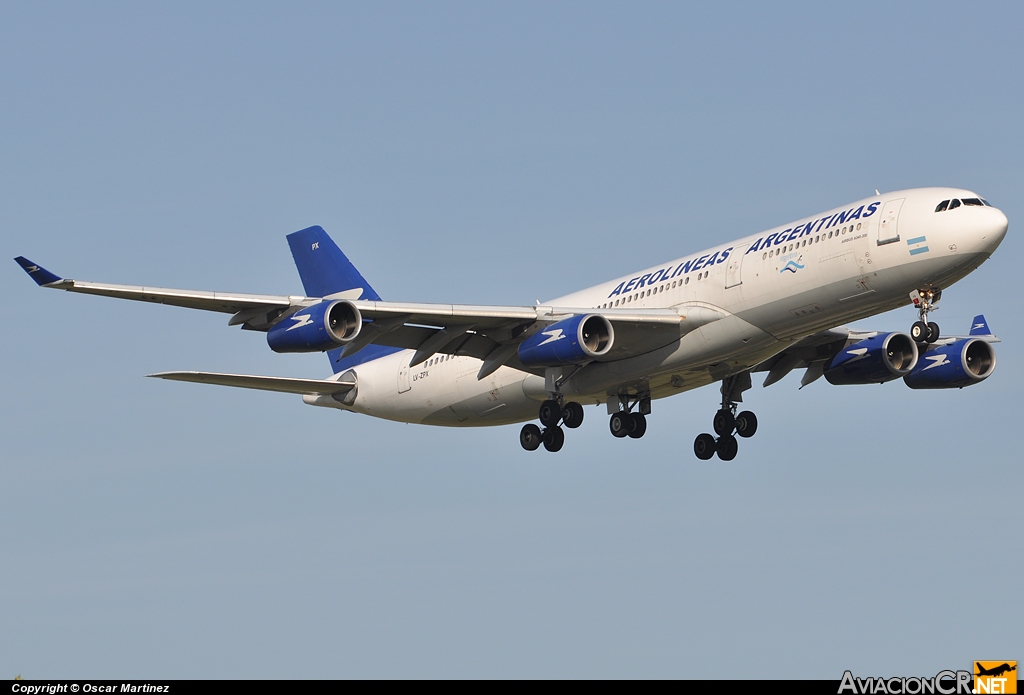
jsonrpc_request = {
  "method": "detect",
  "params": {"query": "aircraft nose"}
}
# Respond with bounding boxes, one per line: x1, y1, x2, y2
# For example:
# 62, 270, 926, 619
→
980, 206, 1009, 253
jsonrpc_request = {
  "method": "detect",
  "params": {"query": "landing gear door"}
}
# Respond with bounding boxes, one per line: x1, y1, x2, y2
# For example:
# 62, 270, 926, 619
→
877, 198, 904, 246
725, 244, 749, 289
397, 354, 412, 393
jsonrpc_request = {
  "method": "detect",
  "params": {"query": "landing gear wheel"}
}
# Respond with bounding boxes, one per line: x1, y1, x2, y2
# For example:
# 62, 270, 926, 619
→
609, 412, 631, 438
561, 402, 585, 429
627, 413, 647, 439
911, 321, 929, 344
716, 434, 738, 461
694, 433, 717, 460
927, 322, 940, 343
713, 409, 735, 436
520, 423, 542, 451
539, 399, 561, 428
735, 411, 758, 438
542, 426, 564, 452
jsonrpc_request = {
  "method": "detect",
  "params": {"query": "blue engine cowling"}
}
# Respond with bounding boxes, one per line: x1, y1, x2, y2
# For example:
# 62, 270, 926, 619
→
903, 338, 996, 389
518, 314, 614, 368
267, 300, 362, 353
823, 332, 919, 385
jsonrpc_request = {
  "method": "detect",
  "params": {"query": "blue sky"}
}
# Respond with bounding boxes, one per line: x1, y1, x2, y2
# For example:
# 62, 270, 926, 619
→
2, 1, 1021, 678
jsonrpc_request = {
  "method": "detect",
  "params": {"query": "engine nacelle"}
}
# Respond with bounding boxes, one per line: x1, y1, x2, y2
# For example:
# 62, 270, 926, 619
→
903, 338, 996, 389
823, 332, 919, 385
266, 300, 362, 353
518, 314, 614, 368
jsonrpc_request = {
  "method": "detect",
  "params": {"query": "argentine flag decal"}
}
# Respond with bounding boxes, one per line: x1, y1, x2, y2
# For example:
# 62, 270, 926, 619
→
907, 235, 929, 256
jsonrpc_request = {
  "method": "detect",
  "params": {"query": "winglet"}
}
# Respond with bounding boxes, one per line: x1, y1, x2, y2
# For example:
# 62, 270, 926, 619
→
14, 257, 63, 286
969, 314, 993, 336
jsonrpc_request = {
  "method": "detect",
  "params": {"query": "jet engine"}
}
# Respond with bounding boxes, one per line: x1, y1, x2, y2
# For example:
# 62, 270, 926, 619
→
823, 332, 919, 385
903, 338, 996, 389
518, 314, 614, 368
267, 300, 362, 353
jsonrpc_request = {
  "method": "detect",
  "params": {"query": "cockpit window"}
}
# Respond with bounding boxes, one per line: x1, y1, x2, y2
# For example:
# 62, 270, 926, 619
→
948, 199, 961, 210
982, 199, 991, 206
962, 198, 984, 206
935, 200, 949, 212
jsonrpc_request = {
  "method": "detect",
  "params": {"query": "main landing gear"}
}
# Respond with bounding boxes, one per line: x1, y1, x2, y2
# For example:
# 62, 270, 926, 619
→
520, 398, 585, 453
608, 393, 650, 440
694, 373, 757, 461
910, 289, 941, 344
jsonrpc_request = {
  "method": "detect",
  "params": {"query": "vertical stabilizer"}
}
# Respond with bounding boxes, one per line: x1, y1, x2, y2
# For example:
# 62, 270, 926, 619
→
286, 226, 398, 373
286, 226, 383, 300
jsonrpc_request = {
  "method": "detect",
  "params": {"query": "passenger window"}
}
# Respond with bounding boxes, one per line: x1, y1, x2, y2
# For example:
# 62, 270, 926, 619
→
685, 277, 689, 285
828, 231, 833, 238
935, 200, 949, 212
962, 198, 984, 206
949, 199, 961, 209
856, 223, 861, 230
762, 252, 767, 259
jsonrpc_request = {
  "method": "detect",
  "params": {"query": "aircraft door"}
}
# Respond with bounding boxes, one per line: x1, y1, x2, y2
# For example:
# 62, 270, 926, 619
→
397, 353, 412, 393
725, 243, 749, 289
877, 198, 904, 245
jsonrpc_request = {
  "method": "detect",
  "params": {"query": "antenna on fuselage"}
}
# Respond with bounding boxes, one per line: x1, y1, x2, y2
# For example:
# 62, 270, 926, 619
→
875, 189, 880, 195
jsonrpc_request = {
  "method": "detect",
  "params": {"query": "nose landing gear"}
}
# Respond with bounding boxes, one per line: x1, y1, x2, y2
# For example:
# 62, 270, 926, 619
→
693, 372, 757, 461
910, 289, 941, 344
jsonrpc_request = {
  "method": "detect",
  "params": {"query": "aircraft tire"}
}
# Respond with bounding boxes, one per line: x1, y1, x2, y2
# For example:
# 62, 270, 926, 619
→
735, 411, 757, 438
520, 423, 542, 451
539, 400, 561, 428
911, 321, 929, 344
716, 434, 738, 461
694, 433, 716, 460
713, 409, 735, 436
562, 402, 585, 429
627, 413, 647, 439
609, 412, 631, 438
543, 425, 565, 452
927, 322, 940, 343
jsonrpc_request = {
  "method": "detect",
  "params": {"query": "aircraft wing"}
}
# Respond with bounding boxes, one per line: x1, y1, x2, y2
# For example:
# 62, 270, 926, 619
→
16, 256, 722, 376
755, 316, 1000, 388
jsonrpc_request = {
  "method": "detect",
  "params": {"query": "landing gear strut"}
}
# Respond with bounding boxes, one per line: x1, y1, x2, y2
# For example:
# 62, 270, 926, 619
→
693, 372, 757, 461
520, 396, 585, 453
910, 289, 941, 344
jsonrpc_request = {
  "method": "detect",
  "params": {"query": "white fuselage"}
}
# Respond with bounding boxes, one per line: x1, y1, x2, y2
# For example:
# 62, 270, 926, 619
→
306, 187, 1007, 426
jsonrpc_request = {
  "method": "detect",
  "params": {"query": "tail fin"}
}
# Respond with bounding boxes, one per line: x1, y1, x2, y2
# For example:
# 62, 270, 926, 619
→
287, 226, 399, 374
969, 314, 992, 336
287, 226, 382, 300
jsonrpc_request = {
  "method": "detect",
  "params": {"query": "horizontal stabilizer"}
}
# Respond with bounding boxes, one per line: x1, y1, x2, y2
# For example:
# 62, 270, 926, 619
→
149, 371, 355, 395
14, 257, 62, 286
969, 314, 992, 336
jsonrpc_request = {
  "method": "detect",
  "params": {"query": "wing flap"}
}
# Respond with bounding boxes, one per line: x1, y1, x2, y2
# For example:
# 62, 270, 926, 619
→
149, 371, 355, 395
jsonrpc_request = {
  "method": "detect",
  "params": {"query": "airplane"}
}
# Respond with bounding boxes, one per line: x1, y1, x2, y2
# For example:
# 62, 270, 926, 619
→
15, 187, 1007, 460
975, 663, 1016, 678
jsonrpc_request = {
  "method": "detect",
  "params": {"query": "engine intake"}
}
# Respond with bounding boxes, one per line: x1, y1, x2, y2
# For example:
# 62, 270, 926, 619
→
518, 314, 614, 368
824, 332, 918, 385
267, 300, 362, 353
903, 338, 996, 389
